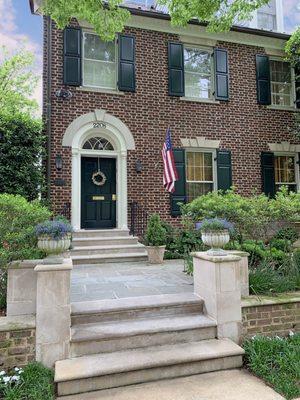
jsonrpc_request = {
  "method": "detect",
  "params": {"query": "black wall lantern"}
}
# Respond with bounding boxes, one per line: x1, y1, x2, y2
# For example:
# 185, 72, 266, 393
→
55, 154, 63, 171
135, 159, 142, 173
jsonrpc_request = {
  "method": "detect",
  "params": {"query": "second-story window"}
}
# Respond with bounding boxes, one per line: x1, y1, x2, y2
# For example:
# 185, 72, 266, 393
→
184, 47, 213, 100
270, 59, 294, 107
83, 32, 117, 90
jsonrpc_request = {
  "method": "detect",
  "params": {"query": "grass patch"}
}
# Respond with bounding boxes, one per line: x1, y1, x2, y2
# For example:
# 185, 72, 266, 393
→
244, 334, 300, 399
0, 362, 55, 400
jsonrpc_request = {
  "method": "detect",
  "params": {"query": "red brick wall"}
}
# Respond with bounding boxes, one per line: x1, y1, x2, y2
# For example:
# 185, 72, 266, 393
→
242, 301, 300, 340
43, 18, 298, 224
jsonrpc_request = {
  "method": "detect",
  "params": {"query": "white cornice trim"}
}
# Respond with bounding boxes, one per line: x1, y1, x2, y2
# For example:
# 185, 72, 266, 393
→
181, 137, 220, 149
268, 141, 300, 152
126, 15, 287, 50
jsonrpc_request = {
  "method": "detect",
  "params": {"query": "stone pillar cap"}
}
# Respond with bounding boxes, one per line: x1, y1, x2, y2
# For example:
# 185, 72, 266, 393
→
192, 251, 241, 263
34, 258, 73, 272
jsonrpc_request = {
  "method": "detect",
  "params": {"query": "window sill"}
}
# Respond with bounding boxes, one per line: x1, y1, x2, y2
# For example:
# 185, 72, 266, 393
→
266, 105, 298, 112
180, 97, 220, 105
76, 86, 125, 95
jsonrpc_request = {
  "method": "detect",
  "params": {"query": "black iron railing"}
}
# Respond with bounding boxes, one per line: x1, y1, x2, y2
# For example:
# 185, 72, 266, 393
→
59, 202, 71, 222
130, 201, 149, 239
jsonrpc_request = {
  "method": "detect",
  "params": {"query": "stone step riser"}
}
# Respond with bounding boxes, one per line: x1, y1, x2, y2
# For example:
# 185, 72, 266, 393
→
72, 230, 130, 239
70, 326, 217, 357
72, 254, 148, 266
57, 355, 243, 396
71, 246, 146, 256
71, 304, 203, 325
72, 238, 139, 247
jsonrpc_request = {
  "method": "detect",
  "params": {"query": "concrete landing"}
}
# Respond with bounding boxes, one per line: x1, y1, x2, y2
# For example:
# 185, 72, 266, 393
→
57, 369, 284, 400
71, 259, 193, 302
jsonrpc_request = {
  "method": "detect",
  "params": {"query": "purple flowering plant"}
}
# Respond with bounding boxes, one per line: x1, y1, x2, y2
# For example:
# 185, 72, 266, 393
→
196, 218, 234, 234
35, 220, 73, 240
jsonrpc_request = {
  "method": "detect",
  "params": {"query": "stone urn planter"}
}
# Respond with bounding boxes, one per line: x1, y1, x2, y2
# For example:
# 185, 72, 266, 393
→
201, 230, 230, 256
146, 245, 166, 264
37, 234, 71, 264
196, 218, 234, 256
35, 220, 73, 264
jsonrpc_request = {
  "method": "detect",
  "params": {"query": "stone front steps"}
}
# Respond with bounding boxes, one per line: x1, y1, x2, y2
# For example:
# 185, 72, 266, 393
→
55, 294, 244, 397
71, 229, 147, 265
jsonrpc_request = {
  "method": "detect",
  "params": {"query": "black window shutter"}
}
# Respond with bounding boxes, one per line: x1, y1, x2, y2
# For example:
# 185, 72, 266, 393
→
261, 152, 275, 197
256, 55, 271, 105
217, 150, 232, 191
295, 66, 300, 109
214, 48, 229, 101
170, 149, 186, 216
118, 34, 135, 92
168, 42, 185, 97
63, 27, 82, 86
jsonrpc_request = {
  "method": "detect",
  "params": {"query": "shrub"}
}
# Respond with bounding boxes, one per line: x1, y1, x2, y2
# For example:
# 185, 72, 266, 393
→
0, 112, 44, 201
0, 362, 55, 400
181, 188, 300, 242
273, 226, 299, 243
144, 214, 167, 247
244, 334, 300, 399
0, 194, 51, 311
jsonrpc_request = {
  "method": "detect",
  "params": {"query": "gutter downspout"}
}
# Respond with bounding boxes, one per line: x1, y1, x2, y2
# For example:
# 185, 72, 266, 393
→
46, 16, 52, 201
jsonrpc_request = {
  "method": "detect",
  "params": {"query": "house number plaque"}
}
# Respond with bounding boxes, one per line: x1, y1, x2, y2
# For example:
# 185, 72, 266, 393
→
93, 122, 106, 129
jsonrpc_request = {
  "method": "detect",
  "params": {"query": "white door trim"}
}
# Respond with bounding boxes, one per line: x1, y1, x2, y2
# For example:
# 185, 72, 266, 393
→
63, 110, 135, 231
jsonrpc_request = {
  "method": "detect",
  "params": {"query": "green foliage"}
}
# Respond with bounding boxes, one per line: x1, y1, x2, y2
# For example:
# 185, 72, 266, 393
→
285, 26, 300, 68
144, 214, 167, 247
0, 194, 51, 310
41, 0, 270, 41
0, 48, 39, 116
244, 334, 300, 400
0, 112, 44, 200
273, 227, 299, 243
0, 362, 55, 400
41, 0, 130, 41
182, 188, 300, 243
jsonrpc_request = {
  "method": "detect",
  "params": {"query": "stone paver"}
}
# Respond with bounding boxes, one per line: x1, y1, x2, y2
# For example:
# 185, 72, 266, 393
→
57, 369, 285, 400
71, 260, 193, 302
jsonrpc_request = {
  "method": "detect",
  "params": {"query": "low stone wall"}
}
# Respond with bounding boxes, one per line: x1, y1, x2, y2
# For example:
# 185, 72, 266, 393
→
0, 316, 35, 370
241, 293, 300, 340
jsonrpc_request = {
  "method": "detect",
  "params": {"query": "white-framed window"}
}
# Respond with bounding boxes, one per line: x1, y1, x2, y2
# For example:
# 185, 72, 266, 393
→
186, 150, 216, 202
270, 59, 295, 107
184, 46, 214, 100
82, 32, 117, 90
257, 0, 277, 30
274, 154, 299, 192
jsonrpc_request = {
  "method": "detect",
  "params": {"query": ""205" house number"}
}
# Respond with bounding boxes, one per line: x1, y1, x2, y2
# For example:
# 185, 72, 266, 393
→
93, 122, 106, 129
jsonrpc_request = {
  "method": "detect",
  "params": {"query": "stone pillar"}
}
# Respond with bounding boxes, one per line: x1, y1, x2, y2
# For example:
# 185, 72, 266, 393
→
193, 252, 242, 344
226, 251, 249, 297
35, 258, 72, 368
7, 260, 40, 316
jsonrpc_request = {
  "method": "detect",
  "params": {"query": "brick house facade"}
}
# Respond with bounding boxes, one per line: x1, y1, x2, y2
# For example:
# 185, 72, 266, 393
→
40, 8, 300, 231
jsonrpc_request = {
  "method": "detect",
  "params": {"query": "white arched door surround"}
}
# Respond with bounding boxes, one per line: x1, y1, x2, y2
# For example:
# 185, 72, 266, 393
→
62, 109, 135, 231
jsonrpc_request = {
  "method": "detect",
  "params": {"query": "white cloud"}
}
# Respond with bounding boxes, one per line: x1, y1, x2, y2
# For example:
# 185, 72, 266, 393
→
0, 0, 43, 114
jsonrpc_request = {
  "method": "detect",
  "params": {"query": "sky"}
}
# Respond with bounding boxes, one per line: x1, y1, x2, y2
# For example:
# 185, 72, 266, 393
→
0, 0, 299, 116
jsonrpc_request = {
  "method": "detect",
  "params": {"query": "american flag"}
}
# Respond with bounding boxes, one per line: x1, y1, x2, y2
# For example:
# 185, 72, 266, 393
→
162, 127, 178, 193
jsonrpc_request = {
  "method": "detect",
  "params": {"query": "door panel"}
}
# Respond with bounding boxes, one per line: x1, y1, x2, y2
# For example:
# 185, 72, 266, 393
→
81, 157, 116, 229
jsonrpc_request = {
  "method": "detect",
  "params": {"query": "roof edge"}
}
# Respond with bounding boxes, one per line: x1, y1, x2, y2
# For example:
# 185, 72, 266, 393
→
125, 7, 291, 41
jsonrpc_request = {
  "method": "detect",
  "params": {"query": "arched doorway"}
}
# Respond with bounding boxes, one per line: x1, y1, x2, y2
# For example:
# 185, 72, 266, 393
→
62, 109, 135, 230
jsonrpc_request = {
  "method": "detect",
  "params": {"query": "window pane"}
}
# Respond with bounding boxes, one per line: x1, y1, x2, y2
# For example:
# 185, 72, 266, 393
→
184, 48, 211, 74
84, 60, 116, 89
275, 156, 296, 184
186, 152, 213, 185
270, 60, 292, 106
187, 182, 213, 202
84, 33, 115, 62
185, 72, 211, 99
257, 12, 276, 30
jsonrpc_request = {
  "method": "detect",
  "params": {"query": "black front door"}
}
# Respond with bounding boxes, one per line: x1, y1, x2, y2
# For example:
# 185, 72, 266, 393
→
81, 157, 116, 229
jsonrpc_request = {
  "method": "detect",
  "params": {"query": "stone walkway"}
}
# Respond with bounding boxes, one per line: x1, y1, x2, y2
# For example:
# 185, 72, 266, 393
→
71, 260, 193, 302
57, 369, 285, 400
